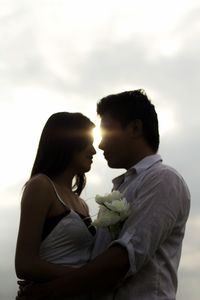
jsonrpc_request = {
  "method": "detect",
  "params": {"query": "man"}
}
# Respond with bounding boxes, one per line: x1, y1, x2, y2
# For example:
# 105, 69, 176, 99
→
19, 89, 190, 299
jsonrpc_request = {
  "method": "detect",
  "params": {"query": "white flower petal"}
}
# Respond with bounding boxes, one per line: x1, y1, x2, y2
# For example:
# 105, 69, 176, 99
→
93, 191, 130, 230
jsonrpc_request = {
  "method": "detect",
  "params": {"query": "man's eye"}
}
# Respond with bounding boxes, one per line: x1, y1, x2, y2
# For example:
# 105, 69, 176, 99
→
101, 129, 117, 137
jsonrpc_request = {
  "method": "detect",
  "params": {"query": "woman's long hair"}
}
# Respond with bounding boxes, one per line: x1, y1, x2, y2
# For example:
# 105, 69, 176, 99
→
30, 112, 94, 195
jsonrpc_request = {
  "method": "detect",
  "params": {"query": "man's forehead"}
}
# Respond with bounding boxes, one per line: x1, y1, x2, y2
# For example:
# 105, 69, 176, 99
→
100, 114, 120, 128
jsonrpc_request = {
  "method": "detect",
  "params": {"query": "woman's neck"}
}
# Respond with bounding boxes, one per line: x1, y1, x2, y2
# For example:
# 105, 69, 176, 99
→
53, 170, 75, 191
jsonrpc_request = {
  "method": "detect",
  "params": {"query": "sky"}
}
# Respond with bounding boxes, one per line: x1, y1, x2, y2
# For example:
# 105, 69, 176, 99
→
0, 0, 200, 299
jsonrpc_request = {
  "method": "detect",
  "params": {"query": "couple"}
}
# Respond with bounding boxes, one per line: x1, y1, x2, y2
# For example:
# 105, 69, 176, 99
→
15, 89, 190, 300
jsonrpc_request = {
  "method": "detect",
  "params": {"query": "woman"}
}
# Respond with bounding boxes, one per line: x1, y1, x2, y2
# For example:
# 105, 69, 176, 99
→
15, 112, 96, 299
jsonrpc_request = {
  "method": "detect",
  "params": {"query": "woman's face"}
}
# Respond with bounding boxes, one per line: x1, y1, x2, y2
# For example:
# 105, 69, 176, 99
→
71, 139, 96, 173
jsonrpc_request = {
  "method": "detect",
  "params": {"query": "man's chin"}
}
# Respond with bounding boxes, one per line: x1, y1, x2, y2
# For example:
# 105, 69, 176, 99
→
106, 160, 121, 169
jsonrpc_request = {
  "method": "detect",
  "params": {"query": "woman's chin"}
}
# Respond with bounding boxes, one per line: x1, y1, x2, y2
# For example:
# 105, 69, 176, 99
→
85, 165, 92, 172
80, 164, 92, 173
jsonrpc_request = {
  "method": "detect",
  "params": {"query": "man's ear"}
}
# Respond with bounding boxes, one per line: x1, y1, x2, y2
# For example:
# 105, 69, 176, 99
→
128, 119, 143, 138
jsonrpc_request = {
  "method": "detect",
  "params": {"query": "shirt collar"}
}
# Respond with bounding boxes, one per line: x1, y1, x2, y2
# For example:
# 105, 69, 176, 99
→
112, 154, 162, 187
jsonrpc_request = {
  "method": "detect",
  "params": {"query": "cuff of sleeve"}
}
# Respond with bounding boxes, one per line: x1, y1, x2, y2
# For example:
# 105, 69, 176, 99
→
109, 230, 136, 278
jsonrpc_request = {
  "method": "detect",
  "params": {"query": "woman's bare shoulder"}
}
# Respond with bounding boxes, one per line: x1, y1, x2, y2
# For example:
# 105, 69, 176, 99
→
21, 174, 55, 207
24, 174, 53, 190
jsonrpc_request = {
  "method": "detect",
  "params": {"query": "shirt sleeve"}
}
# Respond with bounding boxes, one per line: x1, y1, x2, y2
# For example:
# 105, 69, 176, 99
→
109, 168, 190, 277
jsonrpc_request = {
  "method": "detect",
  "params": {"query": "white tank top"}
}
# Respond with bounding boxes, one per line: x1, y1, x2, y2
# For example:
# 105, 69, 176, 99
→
39, 178, 95, 268
39, 178, 95, 300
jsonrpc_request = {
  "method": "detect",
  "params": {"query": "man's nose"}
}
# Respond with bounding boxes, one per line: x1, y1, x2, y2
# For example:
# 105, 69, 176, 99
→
98, 139, 104, 150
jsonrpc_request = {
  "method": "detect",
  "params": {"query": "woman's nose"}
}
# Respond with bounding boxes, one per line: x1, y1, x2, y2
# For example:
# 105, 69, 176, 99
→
92, 145, 96, 155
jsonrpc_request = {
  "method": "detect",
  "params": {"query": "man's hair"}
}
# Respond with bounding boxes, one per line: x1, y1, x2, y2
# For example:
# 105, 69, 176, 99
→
97, 89, 159, 152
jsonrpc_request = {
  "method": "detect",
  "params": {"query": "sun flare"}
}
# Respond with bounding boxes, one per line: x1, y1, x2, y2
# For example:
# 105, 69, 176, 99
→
92, 120, 102, 147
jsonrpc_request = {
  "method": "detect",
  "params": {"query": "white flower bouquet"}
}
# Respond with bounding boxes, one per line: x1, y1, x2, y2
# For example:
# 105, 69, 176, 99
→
92, 191, 130, 239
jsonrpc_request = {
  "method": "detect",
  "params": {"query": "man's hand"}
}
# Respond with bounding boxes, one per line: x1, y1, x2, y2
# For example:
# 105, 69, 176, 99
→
16, 280, 33, 300
16, 280, 54, 300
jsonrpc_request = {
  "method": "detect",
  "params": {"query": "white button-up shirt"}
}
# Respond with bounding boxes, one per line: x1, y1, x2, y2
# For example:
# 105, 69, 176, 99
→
92, 154, 190, 300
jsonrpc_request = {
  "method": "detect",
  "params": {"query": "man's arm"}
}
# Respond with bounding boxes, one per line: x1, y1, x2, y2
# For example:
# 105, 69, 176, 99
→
69, 244, 129, 292
24, 244, 129, 300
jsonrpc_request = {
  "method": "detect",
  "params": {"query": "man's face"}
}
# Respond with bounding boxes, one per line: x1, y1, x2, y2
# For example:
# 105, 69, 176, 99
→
98, 113, 133, 169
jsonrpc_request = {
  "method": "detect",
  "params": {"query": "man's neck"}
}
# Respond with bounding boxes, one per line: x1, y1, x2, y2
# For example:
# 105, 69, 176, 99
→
125, 149, 156, 170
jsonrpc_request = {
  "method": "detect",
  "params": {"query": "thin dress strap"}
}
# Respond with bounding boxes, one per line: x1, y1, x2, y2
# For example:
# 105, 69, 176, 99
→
42, 175, 68, 209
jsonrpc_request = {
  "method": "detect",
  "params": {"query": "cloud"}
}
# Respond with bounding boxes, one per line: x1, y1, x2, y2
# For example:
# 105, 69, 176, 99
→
0, 1, 200, 299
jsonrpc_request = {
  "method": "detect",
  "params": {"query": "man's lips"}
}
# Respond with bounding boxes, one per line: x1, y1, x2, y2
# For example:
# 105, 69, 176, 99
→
103, 153, 110, 159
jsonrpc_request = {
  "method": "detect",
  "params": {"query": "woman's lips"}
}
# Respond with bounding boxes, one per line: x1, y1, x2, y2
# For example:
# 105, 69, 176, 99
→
87, 156, 93, 162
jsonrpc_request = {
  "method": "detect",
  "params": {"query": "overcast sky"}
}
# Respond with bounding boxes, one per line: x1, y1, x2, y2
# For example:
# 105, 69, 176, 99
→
0, 1, 200, 299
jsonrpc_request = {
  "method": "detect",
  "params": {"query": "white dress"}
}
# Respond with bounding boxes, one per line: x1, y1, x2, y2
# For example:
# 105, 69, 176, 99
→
39, 178, 95, 300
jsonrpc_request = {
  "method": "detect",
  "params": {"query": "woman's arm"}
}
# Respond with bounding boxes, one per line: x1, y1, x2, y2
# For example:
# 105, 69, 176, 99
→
15, 176, 72, 282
